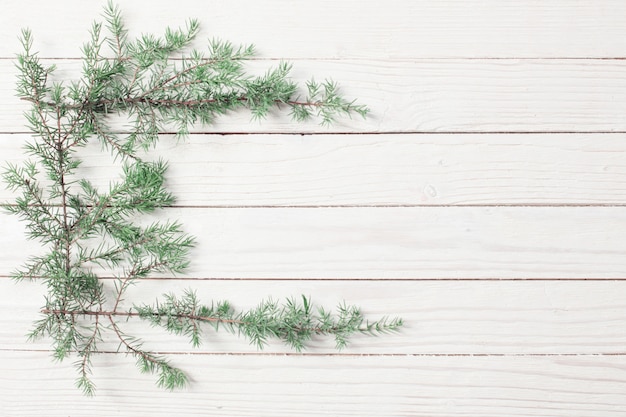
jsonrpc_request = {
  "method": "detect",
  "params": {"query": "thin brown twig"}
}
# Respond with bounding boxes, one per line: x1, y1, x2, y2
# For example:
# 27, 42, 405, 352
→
44, 308, 244, 326
20, 95, 324, 110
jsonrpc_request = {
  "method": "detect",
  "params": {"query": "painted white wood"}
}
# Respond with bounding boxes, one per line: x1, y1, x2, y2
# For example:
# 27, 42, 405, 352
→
2, 206, 626, 279
2, 0, 626, 59
3, 133, 626, 206
2, 279, 626, 355
2, 352, 626, 417
3, 59, 626, 133
1, 0, 624, 415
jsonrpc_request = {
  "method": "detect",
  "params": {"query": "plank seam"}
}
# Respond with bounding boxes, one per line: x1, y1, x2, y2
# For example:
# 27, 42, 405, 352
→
5, 204, 626, 209
1, 57, 626, 61
5, 131, 626, 135
2, 276, 626, 281
3, 349, 626, 357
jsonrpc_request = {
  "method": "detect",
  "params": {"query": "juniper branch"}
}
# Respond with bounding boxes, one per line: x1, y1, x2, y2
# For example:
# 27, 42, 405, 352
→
5, 2, 400, 395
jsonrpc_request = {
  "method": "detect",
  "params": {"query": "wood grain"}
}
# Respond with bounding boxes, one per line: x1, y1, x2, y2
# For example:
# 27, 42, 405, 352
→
2, 206, 626, 279
1, 0, 626, 59
2, 60, 626, 133
2, 280, 625, 355
3, 133, 626, 206
1, 0, 624, 415
2, 351, 626, 417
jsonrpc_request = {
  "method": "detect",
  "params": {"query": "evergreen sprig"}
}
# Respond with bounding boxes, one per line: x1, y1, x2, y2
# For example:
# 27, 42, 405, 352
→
5, 2, 402, 395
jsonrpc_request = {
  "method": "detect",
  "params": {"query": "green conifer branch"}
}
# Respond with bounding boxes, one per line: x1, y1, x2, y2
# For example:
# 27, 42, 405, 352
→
5, 1, 402, 395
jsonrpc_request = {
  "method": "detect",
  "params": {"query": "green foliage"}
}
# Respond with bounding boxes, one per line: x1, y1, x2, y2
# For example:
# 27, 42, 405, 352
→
5, 2, 400, 395
136, 292, 403, 352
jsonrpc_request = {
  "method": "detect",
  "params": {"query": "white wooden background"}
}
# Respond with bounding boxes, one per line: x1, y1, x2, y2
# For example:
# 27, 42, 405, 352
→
1, 1, 626, 416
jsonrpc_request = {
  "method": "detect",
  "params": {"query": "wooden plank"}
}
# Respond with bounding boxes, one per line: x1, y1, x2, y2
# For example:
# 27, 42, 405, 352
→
3, 133, 626, 206
2, 279, 626, 354
2, 351, 626, 416
3, 59, 626, 133
2, 0, 626, 59
4, 1, 624, 416
2, 206, 626, 279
